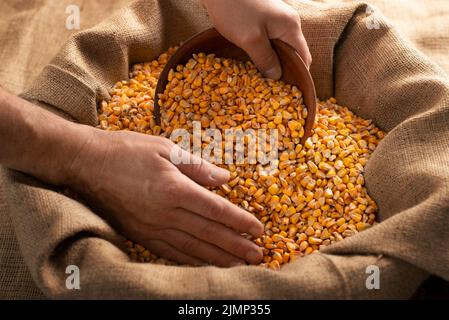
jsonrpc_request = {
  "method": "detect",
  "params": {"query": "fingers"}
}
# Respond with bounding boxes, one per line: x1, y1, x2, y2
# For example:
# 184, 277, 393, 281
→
242, 32, 282, 80
239, 28, 312, 78
169, 144, 230, 186
143, 239, 205, 266
158, 228, 246, 267
176, 175, 264, 238
155, 139, 263, 238
170, 208, 263, 264
281, 30, 312, 69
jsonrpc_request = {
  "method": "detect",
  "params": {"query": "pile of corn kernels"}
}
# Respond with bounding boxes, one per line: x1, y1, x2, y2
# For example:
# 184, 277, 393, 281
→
97, 47, 384, 270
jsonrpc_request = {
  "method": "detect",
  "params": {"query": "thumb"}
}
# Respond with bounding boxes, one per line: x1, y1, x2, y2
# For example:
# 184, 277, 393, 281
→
169, 144, 230, 186
243, 34, 282, 80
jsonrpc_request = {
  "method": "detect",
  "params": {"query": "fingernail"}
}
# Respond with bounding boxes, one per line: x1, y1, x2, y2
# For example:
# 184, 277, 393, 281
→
245, 249, 263, 264
265, 65, 282, 80
211, 167, 230, 182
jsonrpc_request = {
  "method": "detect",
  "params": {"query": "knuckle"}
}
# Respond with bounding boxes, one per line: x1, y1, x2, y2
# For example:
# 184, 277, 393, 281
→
197, 221, 216, 240
231, 207, 248, 228
206, 198, 224, 221
253, 50, 279, 71
264, 52, 279, 66
155, 136, 174, 155
228, 237, 248, 256
286, 8, 301, 24
282, 10, 301, 31
242, 31, 264, 46
192, 158, 208, 176
180, 237, 198, 253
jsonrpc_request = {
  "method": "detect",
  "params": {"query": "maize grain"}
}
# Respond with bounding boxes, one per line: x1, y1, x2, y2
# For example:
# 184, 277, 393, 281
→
98, 47, 384, 269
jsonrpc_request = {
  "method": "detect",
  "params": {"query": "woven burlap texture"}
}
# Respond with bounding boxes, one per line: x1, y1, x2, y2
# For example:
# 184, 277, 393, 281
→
1, 0, 448, 299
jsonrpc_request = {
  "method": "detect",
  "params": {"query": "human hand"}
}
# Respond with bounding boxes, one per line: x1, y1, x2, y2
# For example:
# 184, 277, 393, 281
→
67, 129, 264, 267
202, 0, 312, 79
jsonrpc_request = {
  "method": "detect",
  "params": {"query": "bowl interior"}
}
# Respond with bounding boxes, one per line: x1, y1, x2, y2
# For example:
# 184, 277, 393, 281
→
154, 28, 316, 144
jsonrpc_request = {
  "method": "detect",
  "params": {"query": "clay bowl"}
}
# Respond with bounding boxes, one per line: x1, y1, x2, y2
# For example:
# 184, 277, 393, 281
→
154, 28, 316, 144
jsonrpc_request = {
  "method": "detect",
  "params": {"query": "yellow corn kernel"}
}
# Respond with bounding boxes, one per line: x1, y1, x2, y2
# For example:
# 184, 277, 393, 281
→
308, 237, 323, 245
356, 222, 370, 231
268, 184, 280, 195
307, 161, 318, 173
100, 48, 382, 270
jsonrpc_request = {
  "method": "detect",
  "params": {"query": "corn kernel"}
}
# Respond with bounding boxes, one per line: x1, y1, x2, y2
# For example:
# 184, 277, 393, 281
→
99, 49, 383, 270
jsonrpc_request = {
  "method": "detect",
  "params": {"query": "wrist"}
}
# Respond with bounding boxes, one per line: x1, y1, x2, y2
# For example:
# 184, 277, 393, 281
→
0, 88, 101, 190
23, 114, 98, 188
57, 122, 98, 188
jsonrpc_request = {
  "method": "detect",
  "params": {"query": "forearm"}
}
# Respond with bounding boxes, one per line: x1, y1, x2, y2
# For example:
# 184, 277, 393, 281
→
0, 87, 93, 186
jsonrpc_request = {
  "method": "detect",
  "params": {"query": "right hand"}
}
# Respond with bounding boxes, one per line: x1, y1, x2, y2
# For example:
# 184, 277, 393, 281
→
202, 0, 312, 79
67, 128, 264, 267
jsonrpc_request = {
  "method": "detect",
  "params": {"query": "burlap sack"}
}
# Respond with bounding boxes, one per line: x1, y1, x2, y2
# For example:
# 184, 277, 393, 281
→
1, 0, 448, 299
